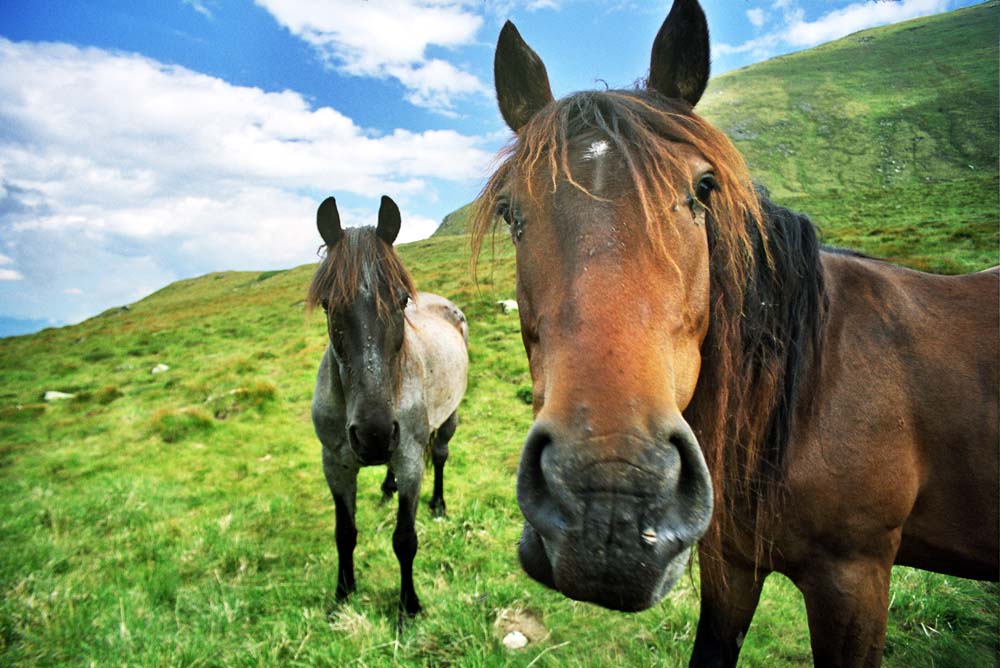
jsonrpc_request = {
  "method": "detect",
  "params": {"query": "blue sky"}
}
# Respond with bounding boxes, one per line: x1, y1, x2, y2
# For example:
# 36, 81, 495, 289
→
0, 0, 979, 335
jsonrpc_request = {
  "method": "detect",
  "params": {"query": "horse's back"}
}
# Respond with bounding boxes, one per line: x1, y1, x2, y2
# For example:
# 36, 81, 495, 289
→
412, 292, 469, 344
788, 254, 998, 580
402, 292, 469, 430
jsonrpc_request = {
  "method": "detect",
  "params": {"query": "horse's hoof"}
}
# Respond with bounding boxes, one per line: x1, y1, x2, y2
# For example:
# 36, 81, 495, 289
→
335, 583, 355, 601
396, 600, 422, 631
429, 499, 446, 518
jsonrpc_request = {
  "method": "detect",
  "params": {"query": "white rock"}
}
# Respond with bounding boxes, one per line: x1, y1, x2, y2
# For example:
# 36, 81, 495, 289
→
496, 299, 519, 314
502, 631, 528, 650
44, 391, 75, 401
151, 363, 170, 374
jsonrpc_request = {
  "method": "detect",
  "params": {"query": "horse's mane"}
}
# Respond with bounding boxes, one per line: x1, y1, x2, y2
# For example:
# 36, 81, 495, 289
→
307, 227, 416, 318
470, 89, 827, 566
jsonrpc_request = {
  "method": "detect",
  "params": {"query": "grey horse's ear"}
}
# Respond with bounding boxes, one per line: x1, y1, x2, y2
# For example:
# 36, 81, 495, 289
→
317, 196, 343, 246
376, 195, 401, 245
648, 0, 711, 107
494, 21, 554, 132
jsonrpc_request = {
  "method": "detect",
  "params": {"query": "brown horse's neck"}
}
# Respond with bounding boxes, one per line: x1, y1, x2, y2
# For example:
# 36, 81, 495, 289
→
689, 191, 828, 567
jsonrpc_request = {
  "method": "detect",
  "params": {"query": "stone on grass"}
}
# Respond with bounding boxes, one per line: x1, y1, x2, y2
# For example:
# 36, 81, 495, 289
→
44, 391, 75, 402
495, 606, 548, 651
151, 363, 170, 374
496, 299, 519, 314
502, 631, 528, 650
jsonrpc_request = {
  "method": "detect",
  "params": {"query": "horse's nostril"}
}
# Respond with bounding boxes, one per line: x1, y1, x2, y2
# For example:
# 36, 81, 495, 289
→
517, 422, 565, 539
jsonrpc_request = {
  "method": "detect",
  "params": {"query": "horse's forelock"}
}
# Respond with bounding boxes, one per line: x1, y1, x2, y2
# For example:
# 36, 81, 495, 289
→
307, 228, 416, 319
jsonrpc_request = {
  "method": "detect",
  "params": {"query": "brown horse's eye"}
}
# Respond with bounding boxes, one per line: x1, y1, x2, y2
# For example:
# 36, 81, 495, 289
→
496, 199, 512, 225
695, 174, 717, 204
321, 299, 330, 312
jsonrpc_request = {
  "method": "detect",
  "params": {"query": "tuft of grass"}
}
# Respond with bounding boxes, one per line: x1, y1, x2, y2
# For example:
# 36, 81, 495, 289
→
149, 407, 214, 443
94, 385, 125, 405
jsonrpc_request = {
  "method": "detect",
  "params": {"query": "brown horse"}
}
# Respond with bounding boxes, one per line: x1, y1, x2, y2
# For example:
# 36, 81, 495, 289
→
473, 1, 999, 666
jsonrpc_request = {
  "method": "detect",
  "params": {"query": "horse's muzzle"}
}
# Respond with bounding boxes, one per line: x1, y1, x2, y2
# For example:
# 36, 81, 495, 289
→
349, 416, 400, 465
515, 419, 713, 611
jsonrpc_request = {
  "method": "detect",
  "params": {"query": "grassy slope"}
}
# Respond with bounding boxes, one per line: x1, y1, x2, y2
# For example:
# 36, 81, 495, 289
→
3, 4, 999, 668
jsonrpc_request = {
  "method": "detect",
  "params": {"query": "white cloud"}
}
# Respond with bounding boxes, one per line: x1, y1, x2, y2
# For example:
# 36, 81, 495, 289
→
0, 38, 491, 323
182, 0, 215, 19
0, 253, 12, 265
256, 0, 487, 113
0, 269, 23, 281
714, 33, 780, 57
785, 0, 949, 47
64, 288, 83, 295
718, 0, 951, 61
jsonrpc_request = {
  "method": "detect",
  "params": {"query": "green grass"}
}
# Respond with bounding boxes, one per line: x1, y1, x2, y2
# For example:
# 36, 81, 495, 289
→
3, 4, 999, 667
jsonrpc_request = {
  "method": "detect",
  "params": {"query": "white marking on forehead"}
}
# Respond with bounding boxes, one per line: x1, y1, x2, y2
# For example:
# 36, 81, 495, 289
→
583, 140, 610, 160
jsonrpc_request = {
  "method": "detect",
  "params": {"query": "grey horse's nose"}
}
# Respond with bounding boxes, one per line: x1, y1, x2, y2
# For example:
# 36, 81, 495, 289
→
349, 419, 399, 463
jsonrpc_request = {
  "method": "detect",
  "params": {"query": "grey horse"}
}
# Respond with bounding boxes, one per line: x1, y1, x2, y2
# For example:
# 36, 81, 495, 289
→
308, 195, 468, 621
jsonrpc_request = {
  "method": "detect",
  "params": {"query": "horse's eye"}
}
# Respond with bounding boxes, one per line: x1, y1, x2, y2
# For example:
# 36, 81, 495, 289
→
399, 293, 410, 310
695, 174, 717, 204
496, 199, 512, 224
321, 299, 330, 313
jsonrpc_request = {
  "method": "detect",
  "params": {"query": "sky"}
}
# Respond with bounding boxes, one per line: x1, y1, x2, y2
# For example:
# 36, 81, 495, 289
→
0, 0, 980, 336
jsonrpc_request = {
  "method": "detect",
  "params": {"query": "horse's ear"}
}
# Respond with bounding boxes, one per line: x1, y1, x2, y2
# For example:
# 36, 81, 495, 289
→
317, 196, 343, 247
376, 195, 401, 246
648, 0, 711, 107
494, 21, 554, 132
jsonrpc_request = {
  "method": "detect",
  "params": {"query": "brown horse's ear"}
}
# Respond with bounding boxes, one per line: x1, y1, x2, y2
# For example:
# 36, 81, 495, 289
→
376, 195, 401, 246
494, 21, 554, 132
648, 0, 711, 107
317, 196, 343, 247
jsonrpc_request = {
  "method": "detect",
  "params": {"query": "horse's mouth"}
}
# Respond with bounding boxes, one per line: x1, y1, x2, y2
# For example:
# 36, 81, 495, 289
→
517, 520, 693, 612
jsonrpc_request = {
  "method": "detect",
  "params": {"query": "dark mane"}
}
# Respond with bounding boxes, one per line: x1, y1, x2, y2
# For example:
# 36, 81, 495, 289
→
689, 188, 827, 564
307, 227, 416, 317
470, 89, 828, 564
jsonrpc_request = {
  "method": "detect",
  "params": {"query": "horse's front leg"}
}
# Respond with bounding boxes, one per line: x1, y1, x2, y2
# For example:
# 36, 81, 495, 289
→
795, 555, 893, 668
393, 449, 426, 623
690, 555, 767, 668
323, 448, 359, 600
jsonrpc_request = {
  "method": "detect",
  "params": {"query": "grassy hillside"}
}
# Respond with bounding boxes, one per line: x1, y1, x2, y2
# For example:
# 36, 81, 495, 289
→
435, 2, 999, 275
3, 3, 999, 667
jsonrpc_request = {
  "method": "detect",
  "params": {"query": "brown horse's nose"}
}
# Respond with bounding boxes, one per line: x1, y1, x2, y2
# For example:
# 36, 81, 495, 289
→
515, 415, 713, 610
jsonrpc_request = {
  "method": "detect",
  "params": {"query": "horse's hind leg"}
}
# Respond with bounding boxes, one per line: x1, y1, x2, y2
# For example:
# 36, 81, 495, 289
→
796, 557, 892, 668
690, 558, 767, 668
429, 411, 457, 518
323, 449, 359, 600
380, 466, 397, 505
